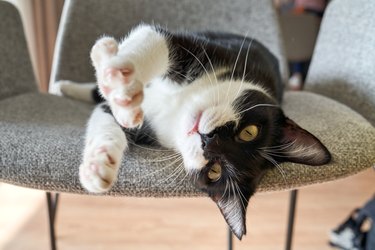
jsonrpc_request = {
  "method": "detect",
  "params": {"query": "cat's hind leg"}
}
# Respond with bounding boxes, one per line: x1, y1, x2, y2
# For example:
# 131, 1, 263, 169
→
56, 80, 96, 103
79, 104, 127, 193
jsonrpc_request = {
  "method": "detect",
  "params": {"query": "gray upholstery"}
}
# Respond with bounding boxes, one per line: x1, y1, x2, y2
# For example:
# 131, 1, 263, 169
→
262, 92, 375, 192
305, 0, 375, 125
0, 1, 37, 100
50, 0, 289, 89
0, 0, 374, 197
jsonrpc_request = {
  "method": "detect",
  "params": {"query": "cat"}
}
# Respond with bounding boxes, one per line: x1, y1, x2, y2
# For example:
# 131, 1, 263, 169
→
60, 24, 331, 239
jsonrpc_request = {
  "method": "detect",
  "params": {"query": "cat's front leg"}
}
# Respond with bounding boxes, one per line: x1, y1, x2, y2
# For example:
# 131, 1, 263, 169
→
79, 104, 127, 193
90, 25, 169, 128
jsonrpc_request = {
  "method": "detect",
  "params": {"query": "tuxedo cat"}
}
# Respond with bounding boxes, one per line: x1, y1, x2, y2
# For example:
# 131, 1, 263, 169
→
62, 24, 331, 239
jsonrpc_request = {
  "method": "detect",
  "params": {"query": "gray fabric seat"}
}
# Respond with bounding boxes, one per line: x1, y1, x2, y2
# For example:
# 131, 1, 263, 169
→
0, 0, 374, 198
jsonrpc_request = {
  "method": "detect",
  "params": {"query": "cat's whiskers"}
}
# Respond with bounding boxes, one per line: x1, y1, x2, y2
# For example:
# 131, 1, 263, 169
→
170, 164, 190, 194
258, 150, 288, 184
138, 157, 183, 181
234, 180, 247, 212
160, 160, 185, 185
225, 162, 239, 181
221, 36, 247, 117
180, 45, 215, 93
201, 46, 220, 106
229, 178, 244, 211
128, 141, 174, 152
236, 103, 280, 116
260, 139, 319, 156
219, 180, 233, 210
180, 45, 224, 110
138, 153, 182, 164
259, 140, 297, 152
126, 130, 160, 146
169, 68, 194, 82
263, 142, 319, 159
232, 39, 253, 107
220, 179, 230, 203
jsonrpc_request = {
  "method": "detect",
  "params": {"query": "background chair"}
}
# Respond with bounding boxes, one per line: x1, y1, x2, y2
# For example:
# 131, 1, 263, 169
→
0, 0, 374, 250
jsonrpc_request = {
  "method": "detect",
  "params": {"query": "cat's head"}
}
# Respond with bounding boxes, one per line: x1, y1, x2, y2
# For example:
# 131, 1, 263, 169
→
176, 81, 331, 239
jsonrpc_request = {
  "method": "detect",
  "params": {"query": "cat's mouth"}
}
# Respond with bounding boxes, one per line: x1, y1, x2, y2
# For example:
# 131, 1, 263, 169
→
187, 112, 202, 136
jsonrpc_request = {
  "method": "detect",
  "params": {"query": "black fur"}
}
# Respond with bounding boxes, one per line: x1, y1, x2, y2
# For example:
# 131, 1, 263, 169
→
156, 27, 283, 102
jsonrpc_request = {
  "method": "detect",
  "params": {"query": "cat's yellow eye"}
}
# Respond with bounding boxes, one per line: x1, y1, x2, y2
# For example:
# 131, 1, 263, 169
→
238, 125, 259, 142
208, 163, 222, 182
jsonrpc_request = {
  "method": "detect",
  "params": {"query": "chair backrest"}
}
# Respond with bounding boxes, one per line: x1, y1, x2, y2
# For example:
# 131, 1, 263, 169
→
305, 0, 375, 125
50, 0, 288, 89
0, 1, 37, 100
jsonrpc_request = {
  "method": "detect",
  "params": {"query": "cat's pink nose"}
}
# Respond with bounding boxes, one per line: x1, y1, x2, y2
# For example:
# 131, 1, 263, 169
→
188, 112, 202, 136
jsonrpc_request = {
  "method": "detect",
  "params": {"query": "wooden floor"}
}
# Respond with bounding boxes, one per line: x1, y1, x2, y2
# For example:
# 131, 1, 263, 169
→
1, 168, 374, 250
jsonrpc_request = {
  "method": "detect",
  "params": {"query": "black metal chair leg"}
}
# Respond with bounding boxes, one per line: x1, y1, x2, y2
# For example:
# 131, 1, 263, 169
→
285, 190, 298, 250
46, 192, 60, 250
228, 226, 233, 250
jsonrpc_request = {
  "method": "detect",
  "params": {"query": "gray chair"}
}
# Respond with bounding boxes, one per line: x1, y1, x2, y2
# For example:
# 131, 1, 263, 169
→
0, 0, 374, 249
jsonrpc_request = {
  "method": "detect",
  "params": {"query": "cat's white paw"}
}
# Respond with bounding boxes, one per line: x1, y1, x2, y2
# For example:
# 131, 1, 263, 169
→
90, 37, 145, 128
79, 142, 122, 193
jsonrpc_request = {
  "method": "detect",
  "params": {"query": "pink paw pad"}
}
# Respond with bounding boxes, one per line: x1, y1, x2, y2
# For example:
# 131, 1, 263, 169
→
114, 91, 143, 107
105, 67, 134, 84
94, 147, 116, 165
117, 109, 144, 128
114, 96, 132, 107
99, 84, 112, 97
95, 146, 107, 154
133, 109, 144, 125
89, 164, 99, 173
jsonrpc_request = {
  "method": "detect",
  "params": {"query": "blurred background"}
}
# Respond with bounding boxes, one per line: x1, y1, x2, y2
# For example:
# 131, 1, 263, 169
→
0, 0, 374, 249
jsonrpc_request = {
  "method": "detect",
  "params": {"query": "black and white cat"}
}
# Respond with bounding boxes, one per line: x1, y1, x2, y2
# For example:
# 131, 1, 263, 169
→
60, 24, 331, 239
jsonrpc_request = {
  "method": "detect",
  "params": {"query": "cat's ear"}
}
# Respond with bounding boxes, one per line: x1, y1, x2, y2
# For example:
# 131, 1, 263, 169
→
214, 193, 249, 240
211, 180, 260, 240
274, 116, 331, 165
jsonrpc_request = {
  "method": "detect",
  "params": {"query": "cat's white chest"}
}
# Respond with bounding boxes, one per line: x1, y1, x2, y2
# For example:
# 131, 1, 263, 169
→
142, 78, 188, 148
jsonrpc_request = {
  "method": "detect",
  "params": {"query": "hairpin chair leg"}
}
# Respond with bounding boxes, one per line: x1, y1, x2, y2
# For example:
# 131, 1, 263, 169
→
228, 226, 233, 250
46, 192, 60, 250
285, 189, 298, 250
